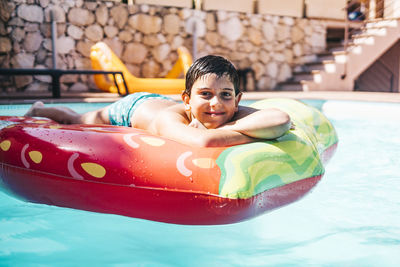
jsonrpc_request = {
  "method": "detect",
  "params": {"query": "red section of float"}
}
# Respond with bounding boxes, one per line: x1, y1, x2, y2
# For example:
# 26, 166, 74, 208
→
0, 163, 321, 225
0, 116, 335, 225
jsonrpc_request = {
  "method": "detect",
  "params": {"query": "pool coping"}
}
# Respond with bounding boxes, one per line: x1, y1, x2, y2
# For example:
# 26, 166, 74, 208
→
1, 91, 400, 104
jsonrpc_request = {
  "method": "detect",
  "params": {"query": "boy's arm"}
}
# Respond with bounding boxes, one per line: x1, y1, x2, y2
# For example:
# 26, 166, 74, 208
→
152, 106, 290, 147
152, 107, 257, 147
218, 106, 291, 139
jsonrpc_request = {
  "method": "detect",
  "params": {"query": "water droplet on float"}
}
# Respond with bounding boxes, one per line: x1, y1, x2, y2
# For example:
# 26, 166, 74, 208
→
189, 177, 193, 183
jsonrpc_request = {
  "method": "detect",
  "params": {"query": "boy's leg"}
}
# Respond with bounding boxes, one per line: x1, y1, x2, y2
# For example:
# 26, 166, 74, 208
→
25, 101, 110, 125
80, 107, 110, 124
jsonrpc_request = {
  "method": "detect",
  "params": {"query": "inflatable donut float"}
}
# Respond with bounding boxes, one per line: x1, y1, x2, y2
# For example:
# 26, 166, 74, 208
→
0, 99, 337, 225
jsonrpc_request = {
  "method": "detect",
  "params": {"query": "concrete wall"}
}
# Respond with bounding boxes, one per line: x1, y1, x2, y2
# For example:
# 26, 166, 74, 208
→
306, 0, 347, 20
203, 0, 254, 13
384, 0, 400, 18
258, 0, 304, 18
135, 0, 192, 8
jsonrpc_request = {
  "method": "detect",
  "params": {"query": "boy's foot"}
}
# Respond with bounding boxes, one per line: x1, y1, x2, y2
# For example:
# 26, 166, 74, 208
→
25, 101, 44, 117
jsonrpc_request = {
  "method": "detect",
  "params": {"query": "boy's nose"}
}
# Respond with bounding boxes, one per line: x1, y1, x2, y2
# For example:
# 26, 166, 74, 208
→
209, 96, 221, 106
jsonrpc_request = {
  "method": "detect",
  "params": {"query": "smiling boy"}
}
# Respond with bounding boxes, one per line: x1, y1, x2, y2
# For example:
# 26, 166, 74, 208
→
25, 55, 291, 147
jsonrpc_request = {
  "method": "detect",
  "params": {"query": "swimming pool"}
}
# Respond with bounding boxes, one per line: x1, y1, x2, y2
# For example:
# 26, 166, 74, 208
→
1, 100, 399, 266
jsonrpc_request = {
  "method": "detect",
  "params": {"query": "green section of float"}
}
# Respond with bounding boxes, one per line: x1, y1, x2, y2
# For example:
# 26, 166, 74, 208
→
217, 98, 338, 199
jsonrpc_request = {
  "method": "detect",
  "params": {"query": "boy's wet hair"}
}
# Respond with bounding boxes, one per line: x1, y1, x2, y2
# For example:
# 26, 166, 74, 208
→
184, 55, 240, 96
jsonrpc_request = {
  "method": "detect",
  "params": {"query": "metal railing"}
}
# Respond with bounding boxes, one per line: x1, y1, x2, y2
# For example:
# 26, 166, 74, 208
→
1, 9, 128, 98
344, 0, 400, 49
0, 69, 128, 98
342, 0, 399, 79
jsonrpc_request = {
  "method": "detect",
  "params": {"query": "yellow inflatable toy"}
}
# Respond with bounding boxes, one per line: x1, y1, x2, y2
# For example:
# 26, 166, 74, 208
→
90, 42, 192, 95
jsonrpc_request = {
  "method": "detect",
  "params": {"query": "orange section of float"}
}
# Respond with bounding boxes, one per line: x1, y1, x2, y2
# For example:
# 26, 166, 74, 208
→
90, 42, 192, 95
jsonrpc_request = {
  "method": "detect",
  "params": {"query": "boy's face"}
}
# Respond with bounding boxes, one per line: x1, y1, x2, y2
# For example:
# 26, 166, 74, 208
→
183, 73, 241, 129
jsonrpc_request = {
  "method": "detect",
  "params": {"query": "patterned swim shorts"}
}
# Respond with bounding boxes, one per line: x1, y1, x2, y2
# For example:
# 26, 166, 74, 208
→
108, 92, 173, 127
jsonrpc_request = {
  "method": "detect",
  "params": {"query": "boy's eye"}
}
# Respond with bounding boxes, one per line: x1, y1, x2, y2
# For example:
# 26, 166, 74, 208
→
221, 92, 233, 98
200, 91, 212, 97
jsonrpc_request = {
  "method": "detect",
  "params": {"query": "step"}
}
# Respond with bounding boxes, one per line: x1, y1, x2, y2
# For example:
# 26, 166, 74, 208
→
365, 19, 398, 29
363, 27, 388, 36
346, 43, 363, 54
316, 52, 334, 61
276, 81, 304, 91
302, 62, 324, 72
292, 71, 313, 82
302, 60, 336, 72
352, 34, 375, 45
347, 42, 360, 49
329, 45, 349, 53
332, 50, 348, 63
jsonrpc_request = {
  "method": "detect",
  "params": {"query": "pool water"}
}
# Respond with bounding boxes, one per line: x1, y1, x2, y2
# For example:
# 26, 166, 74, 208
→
1, 100, 400, 266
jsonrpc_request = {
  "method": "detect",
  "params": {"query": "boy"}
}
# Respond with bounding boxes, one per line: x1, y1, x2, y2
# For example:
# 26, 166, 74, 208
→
25, 55, 291, 147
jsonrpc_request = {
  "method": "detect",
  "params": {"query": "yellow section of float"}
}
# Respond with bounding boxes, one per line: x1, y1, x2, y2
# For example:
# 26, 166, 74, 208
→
90, 42, 192, 95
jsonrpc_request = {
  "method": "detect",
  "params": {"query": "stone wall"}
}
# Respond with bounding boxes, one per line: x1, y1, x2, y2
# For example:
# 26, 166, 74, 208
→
0, 0, 327, 93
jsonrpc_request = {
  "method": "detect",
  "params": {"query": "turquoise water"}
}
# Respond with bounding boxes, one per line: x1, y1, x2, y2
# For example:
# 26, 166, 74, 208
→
1, 100, 400, 266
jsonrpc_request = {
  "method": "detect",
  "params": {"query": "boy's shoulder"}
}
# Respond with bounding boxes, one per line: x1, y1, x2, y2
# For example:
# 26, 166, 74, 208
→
156, 103, 189, 123
235, 105, 258, 119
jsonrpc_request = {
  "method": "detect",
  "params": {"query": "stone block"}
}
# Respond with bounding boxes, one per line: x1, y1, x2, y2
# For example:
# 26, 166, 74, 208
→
306, 0, 346, 20
142, 60, 160, 78
104, 26, 118, 38
34, 65, 52, 83
67, 25, 84, 40
110, 5, 128, 29
129, 14, 162, 34
11, 28, 25, 42
0, 0, 12, 22
14, 76, 33, 89
152, 43, 171, 62
123, 43, 147, 64
85, 24, 103, 42
0, 21, 6, 35
56, 36, 75, 54
119, 31, 133, 42
60, 74, 78, 84
69, 82, 88, 91
12, 53, 35, 68
76, 40, 94, 57
96, 5, 108, 26
163, 14, 181, 35
217, 16, 243, 41
258, 0, 303, 18
17, 4, 44, 23
44, 6, 66, 23
25, 81, 49, 92
203, 0, 254, 13
103, 38, 123, 58
0, 37, 12, 53
24, 32, 43, 52
135, 0, 192, 8
68, 8, 95, 26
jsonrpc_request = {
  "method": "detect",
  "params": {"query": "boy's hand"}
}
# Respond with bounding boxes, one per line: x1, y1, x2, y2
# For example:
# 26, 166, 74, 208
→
188, 118, 207, 129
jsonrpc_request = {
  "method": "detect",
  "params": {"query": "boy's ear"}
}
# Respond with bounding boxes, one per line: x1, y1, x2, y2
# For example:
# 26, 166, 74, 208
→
235, 92, 243, 110
182, 92, 190, 105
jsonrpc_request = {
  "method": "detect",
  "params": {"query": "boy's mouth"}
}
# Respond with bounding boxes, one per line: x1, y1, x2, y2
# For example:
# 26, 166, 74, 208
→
205, 111, 225, 117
